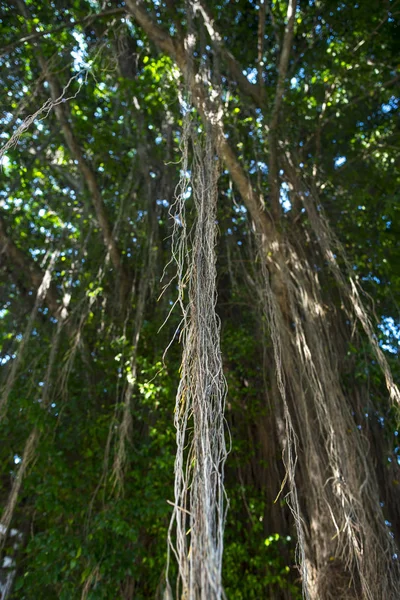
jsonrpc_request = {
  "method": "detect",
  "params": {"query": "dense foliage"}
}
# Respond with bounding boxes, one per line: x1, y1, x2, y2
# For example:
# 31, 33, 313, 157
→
0, 0, 399, 598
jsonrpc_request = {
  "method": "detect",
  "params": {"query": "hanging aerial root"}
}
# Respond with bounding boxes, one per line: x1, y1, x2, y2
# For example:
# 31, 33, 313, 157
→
0, 250, 59, 421
0, 287, 69, 550
111, 378, 135, 494
111, 208, 157, 494
258, 239, 310, 599
255, 226, 400, 599
0, 72, 88, 162
81, 565, 101, 600
165, 94, 228, 598
0, 428, 39, 552
285, 164, 400, 405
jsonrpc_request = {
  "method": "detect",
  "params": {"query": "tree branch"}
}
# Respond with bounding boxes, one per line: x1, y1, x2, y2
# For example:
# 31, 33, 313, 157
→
125, 0, 291, 321
257, 0, 267, 102
125, 0, 177, 57
267, 0, 281, 49
268, 0, 297, 220
194, 1, 264, 106
269, 0, 297, 130
125, 0, 274, 240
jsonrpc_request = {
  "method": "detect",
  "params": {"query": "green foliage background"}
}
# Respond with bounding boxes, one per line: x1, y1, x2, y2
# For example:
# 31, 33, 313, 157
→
0, 0, 399, 598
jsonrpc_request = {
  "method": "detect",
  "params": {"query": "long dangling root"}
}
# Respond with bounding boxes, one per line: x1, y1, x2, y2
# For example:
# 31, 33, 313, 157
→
166, 91, 228, 597
256, 211, 400, 598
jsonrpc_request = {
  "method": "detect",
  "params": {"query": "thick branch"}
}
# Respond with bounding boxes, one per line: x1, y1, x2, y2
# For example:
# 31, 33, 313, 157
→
125, 0, 176, 57
125, 0, 273, 238
257, 0, 267, 101
268, 0, 297, 220
267, 1, 281, 48
270, 0, 297, 130
195, 1, 264, 106
125, 0, 291, 321
216, 131, 273, 237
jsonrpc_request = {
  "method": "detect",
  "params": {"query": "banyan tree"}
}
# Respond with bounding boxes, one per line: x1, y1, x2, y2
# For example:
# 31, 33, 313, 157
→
0, 0, 399, 598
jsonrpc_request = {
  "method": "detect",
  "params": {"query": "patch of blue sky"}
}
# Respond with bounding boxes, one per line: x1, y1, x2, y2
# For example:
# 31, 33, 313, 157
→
1, 197, 22, 210
39, 226, 52, 236
248, 160, 267, 175
179, 98, 191, 115
242, 68, 258, 84
1, 112, 13, 125
378, 316, 400, 354
361, 274, 381, 284
0, 154, 11, 174
86, 0, 101, 10
180, 169, 191, 180
290, 68, 306, 90
0, 354, 15, 366
71, 31, 89, 72
156, 199, 169, 208
381, 96, 399, 114
334, 156, 346, 168
233, 204, 247, 214
280, 182, 291, 212
173, 214, 183, 227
